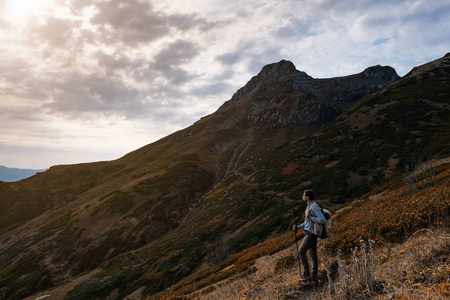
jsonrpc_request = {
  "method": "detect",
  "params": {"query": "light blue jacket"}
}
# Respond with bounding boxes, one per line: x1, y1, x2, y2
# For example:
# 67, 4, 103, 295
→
297, 201, 327, 235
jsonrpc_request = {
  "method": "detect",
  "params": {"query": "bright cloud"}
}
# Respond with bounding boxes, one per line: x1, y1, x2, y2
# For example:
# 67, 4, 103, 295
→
0, 0, 449, 169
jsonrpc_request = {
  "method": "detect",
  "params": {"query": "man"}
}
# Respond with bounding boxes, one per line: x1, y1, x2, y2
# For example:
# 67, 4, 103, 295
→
292, 189, 327, 282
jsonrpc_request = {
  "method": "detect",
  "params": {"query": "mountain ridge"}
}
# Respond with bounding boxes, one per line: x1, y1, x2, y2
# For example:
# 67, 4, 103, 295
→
218, 59, 399, 119
0, 166, 47, 182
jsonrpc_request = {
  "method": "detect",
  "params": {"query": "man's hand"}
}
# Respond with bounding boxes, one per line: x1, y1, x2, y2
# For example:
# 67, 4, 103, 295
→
292, 225, 297, 231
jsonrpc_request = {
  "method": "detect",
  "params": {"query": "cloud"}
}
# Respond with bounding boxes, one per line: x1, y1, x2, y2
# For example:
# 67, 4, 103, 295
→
30, 17, 82, 48
0, 0, 449, 168
88, 0, 215, 47
0, 104, 45, 122
216, 51, 243, 66
43, 72, 143, 117
151, 39, 200, 84
95, 51, 136, 75
270, 17, 314, 41
211, 69, 235, 81
0, 57, 31, 85
64, 0, 95, 13
399, 1, 450, 48
91, 0, 169, 45
0, 56, 50, 101
153, 39, 200, 68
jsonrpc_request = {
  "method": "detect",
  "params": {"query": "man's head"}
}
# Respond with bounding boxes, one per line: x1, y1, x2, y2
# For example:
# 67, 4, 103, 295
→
303, 190, 314, 202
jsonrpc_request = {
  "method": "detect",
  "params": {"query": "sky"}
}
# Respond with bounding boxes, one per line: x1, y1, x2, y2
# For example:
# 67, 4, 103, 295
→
0, 0, 449, 169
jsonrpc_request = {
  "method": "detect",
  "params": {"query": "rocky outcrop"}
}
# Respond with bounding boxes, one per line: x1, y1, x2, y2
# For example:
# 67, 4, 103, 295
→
217, 60, 400, 126
219, 60, 311, 109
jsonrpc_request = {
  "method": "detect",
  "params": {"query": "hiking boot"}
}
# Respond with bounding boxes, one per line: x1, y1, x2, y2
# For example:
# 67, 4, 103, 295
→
299, 275, 312, 283
311, 274, 319, 282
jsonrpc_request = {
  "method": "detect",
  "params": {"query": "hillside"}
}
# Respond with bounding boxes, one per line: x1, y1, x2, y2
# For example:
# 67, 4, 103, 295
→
1, 53, 449, 300
157, 168, 450, 299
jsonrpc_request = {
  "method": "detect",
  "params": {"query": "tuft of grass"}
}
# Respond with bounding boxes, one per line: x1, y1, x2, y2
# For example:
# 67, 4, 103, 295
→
319, 229, 450, 300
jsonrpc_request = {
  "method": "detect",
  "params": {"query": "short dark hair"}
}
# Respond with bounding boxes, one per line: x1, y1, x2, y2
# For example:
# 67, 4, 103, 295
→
304, 190, 314, 200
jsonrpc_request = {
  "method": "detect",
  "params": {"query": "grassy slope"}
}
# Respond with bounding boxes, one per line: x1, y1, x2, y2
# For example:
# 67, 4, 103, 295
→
148, 164, 450, 300
62, 55, 450, 299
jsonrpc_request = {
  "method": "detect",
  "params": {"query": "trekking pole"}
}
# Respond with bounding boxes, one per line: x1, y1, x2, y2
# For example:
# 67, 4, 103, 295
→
294, 226, 302, 277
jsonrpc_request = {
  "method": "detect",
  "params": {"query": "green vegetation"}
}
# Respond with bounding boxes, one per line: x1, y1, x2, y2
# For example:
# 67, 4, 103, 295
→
94, 190, 135, 214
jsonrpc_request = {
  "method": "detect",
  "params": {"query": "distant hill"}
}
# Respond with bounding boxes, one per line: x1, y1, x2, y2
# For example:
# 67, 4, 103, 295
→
0, 166, 47, 182
0, 53, 449, 300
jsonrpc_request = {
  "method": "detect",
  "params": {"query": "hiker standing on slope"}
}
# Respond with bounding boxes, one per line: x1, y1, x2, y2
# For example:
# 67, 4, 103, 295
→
292, 189, 327, 282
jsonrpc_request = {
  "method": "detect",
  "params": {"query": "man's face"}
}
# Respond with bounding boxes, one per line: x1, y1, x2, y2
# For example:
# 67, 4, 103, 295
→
302, 193, 308, 202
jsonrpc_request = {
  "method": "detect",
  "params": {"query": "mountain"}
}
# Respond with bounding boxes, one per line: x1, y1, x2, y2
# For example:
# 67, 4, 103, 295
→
1, 54, 449, 300
0, 166, 47, 182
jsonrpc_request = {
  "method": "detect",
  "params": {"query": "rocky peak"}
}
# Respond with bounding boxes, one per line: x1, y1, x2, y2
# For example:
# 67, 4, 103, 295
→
216, 59, 400, 129
220, 60, 311, 109
362, 65, 399, 81
256, 59, 304, 82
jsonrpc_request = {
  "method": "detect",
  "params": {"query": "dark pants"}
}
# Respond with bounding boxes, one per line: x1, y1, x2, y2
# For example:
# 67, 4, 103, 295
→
298, 233, 318, 276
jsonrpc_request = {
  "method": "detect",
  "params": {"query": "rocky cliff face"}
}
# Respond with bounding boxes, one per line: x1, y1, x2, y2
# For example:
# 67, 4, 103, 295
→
219, 60, 311, 109
216, 60, 399, 127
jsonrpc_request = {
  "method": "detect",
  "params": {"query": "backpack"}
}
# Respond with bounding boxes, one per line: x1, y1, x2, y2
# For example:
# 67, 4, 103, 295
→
321, 208, 331, 220
311, 204, 331, 239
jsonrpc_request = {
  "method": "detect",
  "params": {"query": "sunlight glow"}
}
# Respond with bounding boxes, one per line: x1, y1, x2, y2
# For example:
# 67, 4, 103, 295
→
5, 0, 51, 21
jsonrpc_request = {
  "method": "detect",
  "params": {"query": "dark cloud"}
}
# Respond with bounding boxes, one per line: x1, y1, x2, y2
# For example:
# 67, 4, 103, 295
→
91, 0, 169, 45
0, 0, 220, 124
164, 68, 193, 85
216, 52, 243, 65
88, 0, 215, 46
153, 39, 199, 69
151, 39, 200, 84
0, 58, 48, 100
44, 72, 144, 117
95, 51, 143, 75
40, 69, 192, 121
215, 40, 254, 66
212, 69, 235, 81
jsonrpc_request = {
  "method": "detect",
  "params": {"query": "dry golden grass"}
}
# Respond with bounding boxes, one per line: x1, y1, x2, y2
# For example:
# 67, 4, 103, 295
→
374, 228, 450, 300
186, 172, 450, 299
189, 246, 303, 299
183, 229, 450, 300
